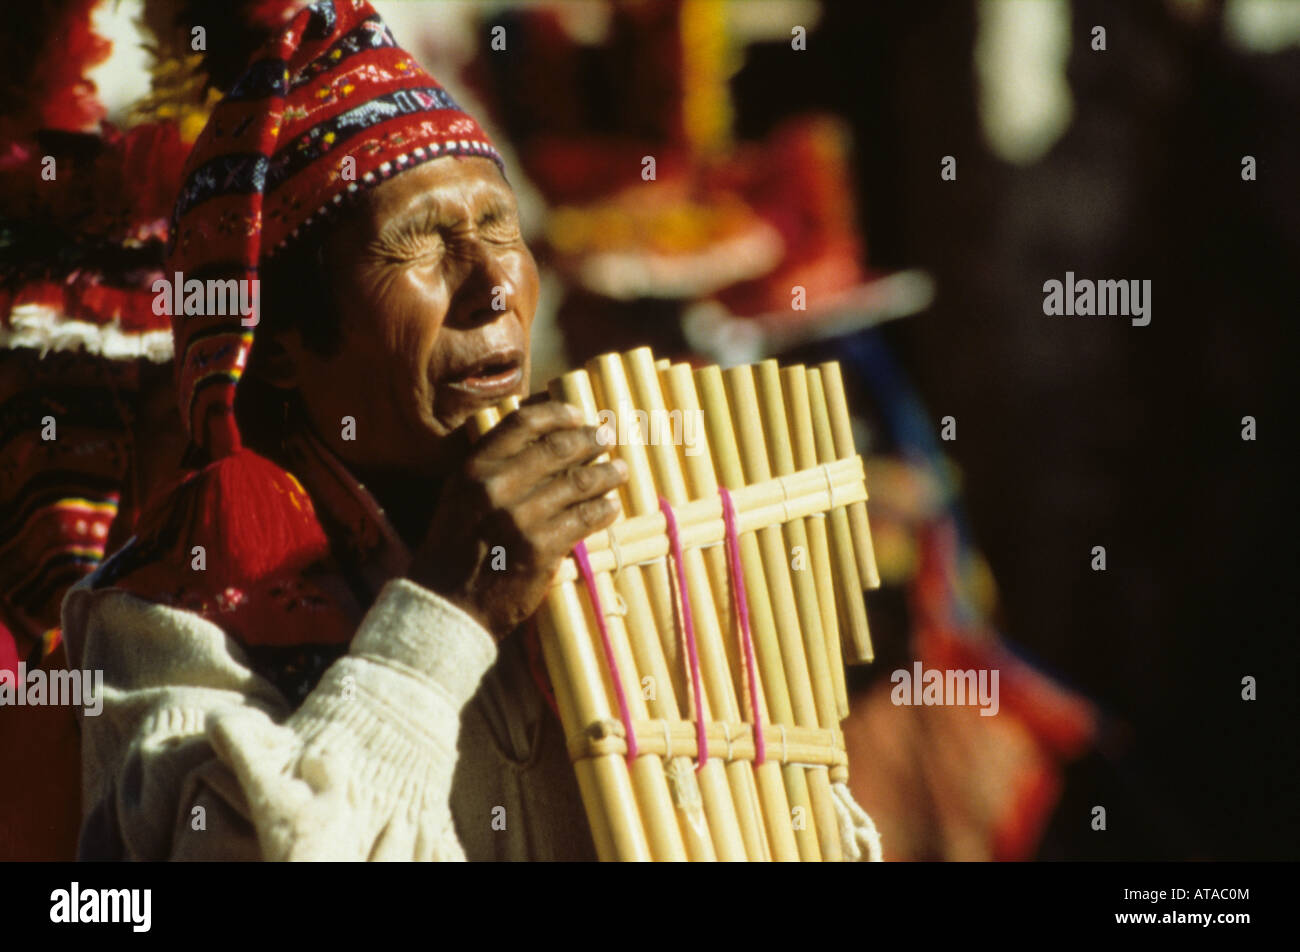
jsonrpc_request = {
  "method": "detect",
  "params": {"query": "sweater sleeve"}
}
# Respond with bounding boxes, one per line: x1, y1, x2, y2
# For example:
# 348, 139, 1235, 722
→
62, 577, 498, 861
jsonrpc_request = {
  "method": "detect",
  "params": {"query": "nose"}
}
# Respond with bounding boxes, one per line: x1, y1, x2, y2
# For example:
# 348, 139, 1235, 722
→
445, 240, 515, 329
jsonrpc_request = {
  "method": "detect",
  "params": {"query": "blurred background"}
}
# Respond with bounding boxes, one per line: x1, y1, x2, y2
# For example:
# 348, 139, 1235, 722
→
3, 0, 1297, 860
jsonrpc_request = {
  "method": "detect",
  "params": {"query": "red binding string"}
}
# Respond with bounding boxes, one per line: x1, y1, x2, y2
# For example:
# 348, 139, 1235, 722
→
659, 497, 708, 771
720, 486, 766, 765
573, 491, 764, 769
572, 540, 638, 761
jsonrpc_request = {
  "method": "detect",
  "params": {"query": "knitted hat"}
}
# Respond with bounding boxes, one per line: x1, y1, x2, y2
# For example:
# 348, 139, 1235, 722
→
169, 0, 502, 462
116, 0, 505, 618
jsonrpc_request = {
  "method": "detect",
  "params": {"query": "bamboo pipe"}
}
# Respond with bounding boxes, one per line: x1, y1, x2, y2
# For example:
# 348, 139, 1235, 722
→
469, 402, 650, 861
780, 366, 851, 721
470, 398, 624, 858
753, 360, 840, 738
472, 356, 876, 861
542, 460, 867, 582
535, 615, 615, 860
557, 370, 716, 859
654, 361, 745, 702
662, 359, 814, 862
757, 363, 848, 777
570, 718, 847, 767
623, 347, 770, 861
548, 370, 707, 861
694, 365, 814, 862
817, 362, 881, 591
807, 369, 874, 664
584, 358, 682, 697
581, 354, 741, 861
729, 363, 842, 861
552, 580, 677, 860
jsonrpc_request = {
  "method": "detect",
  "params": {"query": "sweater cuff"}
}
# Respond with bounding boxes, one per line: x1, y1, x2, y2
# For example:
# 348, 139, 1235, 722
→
347, 578, 497, 709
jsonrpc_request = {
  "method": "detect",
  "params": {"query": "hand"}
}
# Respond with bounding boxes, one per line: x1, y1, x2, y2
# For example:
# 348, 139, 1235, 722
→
409, 401, 627, 640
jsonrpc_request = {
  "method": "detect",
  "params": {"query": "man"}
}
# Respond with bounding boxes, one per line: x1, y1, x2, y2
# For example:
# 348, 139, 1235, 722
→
64, 0, 879, 861
62, 0, 633, 862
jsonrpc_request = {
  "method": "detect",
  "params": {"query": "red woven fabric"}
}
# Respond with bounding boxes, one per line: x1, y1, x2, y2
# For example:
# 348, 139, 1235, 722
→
0, 638, 81, 861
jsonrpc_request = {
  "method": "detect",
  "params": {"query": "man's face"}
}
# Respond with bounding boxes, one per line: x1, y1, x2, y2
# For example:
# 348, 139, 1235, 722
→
285, 155, 538, 476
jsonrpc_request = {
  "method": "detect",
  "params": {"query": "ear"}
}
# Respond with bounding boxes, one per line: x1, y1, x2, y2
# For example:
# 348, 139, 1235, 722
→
253, 329, 304, 390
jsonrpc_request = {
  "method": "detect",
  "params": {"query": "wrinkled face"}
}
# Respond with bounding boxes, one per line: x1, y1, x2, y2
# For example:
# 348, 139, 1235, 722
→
275, 156, 538, 476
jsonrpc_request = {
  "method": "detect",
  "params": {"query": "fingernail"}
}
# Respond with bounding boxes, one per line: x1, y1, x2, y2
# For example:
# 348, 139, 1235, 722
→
612, 458, 629, 477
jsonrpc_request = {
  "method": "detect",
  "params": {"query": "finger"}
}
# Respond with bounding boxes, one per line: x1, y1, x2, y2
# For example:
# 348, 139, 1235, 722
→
487, 421, 614, 500
516, 458, 628, 524
474, 400, 584, 461
540, 494, 622, 555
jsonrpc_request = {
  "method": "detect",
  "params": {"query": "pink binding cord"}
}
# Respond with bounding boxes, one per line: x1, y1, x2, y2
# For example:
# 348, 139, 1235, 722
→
720, 486, 766, 765
572, 541, 638, 761
659, 498, 709, 771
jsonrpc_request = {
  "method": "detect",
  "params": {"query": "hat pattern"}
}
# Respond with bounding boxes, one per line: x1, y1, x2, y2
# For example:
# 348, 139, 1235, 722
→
105, 0, 505, 656
167, 0, 503, 461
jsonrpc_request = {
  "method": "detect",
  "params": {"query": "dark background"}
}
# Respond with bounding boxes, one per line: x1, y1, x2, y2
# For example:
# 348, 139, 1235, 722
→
732, 0, 1298, 860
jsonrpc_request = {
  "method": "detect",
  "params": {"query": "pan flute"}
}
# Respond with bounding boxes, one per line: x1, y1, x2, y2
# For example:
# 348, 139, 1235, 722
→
469, 347, 881, 861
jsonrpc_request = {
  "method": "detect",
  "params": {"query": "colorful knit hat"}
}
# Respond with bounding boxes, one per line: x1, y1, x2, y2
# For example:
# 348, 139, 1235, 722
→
114, 0, 504, 617
169, 0, 502, 463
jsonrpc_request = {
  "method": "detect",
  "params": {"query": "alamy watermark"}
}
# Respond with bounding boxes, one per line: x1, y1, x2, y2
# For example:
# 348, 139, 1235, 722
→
0, 663, 103, 716
1043, 272, 1151, 326
152, 271, 260, 327
890, 662, 1000, 716
50, 883, 151, 932
595, 401, 704, 457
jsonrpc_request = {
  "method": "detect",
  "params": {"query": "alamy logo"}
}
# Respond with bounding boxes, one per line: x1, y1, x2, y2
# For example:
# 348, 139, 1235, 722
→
890, 662, 1000, 716
152, 271, 260, 327
50, 883, 151, 932
595, 401, 704, 457
1042, 272, 1151, 326
0, 663, 103, 716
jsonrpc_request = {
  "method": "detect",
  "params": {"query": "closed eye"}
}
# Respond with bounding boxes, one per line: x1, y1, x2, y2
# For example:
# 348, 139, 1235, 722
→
370, 225, 445, 264
476, 205, 521, 243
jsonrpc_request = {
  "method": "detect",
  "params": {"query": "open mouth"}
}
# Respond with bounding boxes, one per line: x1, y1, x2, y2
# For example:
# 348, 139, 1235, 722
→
442, 348, 525, 398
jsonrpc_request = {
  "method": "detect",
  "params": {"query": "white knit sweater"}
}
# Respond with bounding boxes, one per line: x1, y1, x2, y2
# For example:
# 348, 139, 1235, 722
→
63, 575, 880, 861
